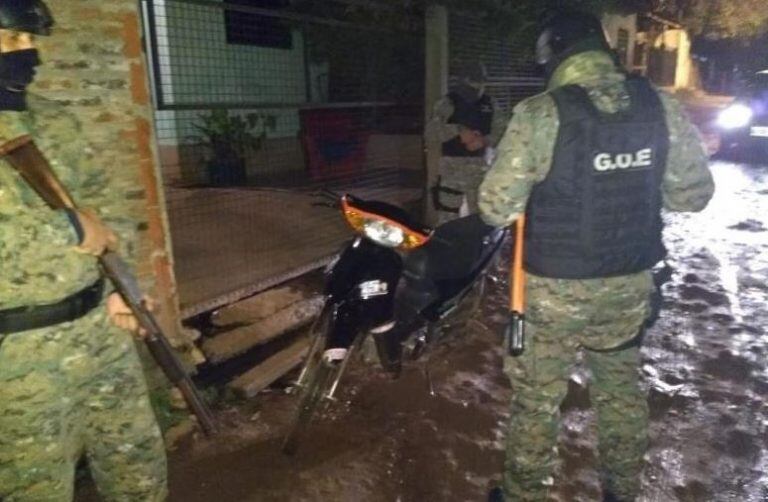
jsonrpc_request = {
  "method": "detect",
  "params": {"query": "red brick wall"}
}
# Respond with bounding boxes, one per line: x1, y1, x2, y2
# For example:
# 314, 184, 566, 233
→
33, 1, 189, 351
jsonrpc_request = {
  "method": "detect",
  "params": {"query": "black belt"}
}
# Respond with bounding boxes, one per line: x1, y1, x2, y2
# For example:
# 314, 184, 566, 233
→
0, 279, 105, 336
583, 331, 643, 353
431, 176, 464, 213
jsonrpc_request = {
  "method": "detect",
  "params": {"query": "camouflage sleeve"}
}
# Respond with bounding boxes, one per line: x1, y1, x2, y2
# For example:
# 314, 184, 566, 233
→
658, 92, 714, 212
478, 93, 558, 226
425, 96, 461, 143
0, 111, 79, 248
0, 161, 79, 246
488, 96, 510, 147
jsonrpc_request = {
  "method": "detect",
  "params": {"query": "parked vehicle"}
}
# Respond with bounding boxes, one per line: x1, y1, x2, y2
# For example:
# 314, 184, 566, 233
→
717, 71, 768, 158
282, 191, 507, 454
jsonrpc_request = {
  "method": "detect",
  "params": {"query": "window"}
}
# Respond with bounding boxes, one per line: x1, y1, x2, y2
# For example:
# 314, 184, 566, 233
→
616, 28, 630, 67
633, 42, 646, 67
224, 0, 293, 49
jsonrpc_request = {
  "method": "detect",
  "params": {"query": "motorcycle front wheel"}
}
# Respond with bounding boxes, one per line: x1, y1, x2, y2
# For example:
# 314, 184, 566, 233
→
281, 356, 337, 455
282, 316, 364, 455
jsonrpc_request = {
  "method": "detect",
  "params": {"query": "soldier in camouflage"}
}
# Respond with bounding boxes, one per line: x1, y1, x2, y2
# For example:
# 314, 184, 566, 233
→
426, 62, 507, 223
0, 2, 167, 500
479, 11, 714, 502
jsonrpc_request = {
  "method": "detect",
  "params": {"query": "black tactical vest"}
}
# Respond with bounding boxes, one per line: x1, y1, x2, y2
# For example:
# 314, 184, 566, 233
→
442, 91, 494, 157
524, 77, 669, 279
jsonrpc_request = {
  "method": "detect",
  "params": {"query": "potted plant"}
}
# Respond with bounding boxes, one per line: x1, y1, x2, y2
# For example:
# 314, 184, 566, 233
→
191, 109, 276, 186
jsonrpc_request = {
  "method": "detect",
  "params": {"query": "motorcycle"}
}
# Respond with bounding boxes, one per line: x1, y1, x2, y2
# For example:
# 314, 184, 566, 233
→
281, 191, 508, 454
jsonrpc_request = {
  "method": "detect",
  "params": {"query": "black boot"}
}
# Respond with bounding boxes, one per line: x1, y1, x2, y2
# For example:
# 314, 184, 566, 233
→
488, 486, 505, 502
603, 490, 625, 502
373, 331, 403, 378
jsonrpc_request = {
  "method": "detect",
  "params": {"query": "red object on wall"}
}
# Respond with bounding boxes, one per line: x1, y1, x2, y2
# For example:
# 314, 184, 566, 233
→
300, 108, 369, 181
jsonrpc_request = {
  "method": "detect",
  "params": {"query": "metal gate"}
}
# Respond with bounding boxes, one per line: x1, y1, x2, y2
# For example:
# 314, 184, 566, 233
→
141, 0, 426, 317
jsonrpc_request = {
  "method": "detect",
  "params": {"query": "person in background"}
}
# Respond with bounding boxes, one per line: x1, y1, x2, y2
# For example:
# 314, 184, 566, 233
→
427, 61, 507, 223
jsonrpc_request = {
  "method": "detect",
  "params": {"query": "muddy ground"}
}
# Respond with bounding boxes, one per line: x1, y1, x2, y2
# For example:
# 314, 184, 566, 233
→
76, 156, 768, 502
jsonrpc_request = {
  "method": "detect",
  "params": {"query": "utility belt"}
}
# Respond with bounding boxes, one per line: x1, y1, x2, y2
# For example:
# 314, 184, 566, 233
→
579, 262, 672, 354
0, 279, 105, 341
431, 176, 464, 214
582, 332, 643, 353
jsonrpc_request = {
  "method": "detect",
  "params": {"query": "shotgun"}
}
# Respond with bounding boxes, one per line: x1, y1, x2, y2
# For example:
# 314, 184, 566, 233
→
0, 135, 217, 435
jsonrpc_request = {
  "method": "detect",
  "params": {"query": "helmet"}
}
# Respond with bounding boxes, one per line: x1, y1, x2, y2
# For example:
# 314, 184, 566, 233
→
536, 10, 611, 75
0, 0, 54, 37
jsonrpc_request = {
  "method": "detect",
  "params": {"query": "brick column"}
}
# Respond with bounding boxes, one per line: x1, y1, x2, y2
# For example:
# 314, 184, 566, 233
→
33, 1, 195, 360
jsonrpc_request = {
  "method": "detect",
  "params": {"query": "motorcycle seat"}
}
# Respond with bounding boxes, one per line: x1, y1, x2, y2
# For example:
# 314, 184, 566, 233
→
404, 215, 500, 283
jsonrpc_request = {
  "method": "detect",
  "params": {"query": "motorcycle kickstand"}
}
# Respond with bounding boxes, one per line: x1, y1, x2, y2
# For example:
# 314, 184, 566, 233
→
421, 356, 436, 398
325, 334, 365, 401
293, 304, 331, 388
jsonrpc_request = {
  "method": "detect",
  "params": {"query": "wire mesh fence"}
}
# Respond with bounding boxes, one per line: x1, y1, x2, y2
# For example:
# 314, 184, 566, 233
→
142, 0, 426, 316
448, 10, 544, 120
141, 1, 544, 317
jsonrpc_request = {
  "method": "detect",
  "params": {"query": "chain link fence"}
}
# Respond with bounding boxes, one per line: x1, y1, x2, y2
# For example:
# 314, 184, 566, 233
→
449, 10, 544, 120
141, 1, 544, 317
142, 0, 426, 316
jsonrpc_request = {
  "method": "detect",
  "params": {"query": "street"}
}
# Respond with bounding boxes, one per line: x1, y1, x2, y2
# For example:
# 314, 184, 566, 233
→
101, 157, 767, 502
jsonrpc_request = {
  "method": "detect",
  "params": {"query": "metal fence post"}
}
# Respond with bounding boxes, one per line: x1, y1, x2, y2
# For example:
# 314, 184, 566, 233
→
424, 5, 448, 226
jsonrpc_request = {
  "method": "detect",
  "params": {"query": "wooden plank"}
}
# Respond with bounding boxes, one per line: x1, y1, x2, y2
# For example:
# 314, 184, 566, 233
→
212, 287, 306, 327
229, 337, 310, 398
202, 296, 324, 364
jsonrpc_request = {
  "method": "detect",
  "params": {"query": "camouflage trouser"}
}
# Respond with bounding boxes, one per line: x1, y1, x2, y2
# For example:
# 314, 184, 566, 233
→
0, 307, 168, 502
503, 271, 652, 501
434, 157, 488, 224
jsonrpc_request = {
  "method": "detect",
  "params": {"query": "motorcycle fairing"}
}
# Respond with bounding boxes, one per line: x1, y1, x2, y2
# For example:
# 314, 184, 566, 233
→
324, 237, 402, 350
343, 194, 431, 237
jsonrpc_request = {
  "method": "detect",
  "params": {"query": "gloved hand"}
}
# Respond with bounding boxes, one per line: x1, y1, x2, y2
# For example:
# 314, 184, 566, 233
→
71, 208, 118, 256
483, 146, 497, 166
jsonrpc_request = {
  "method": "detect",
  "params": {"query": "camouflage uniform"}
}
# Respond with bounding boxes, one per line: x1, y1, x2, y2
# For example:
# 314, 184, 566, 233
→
0, 94, 168, 501
479, 51, 714, 501
426, 94, 507, 224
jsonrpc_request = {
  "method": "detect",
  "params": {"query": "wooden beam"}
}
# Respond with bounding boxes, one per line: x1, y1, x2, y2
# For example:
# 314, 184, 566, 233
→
202, 296, 324, 364
229, 337, 310, 398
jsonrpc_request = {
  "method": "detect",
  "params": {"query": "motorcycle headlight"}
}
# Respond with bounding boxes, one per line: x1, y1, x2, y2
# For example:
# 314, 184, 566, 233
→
717, 103, 753, 129
363, 219, 405, 247
342, 197, 430, 250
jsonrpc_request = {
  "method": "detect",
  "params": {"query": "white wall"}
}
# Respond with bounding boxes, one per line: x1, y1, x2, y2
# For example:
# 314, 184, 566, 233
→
151, 0, 308, 146
673, 30, 693, 89
652, 28, 695, 89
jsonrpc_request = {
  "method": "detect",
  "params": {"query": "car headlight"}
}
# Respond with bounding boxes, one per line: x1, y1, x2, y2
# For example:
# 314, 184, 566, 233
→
363, 219, 405, 248
717, 103, 753, 129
